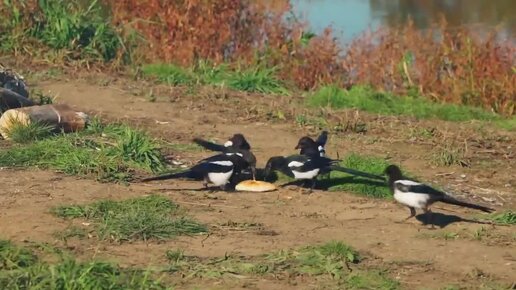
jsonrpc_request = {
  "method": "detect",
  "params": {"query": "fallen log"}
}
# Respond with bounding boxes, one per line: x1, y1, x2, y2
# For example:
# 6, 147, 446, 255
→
0, 104, 89, 139
0, 88, 34, 114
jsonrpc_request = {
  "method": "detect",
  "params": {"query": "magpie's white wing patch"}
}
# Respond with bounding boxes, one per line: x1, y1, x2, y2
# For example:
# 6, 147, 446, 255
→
292, 168, 320, 180
224, 141, 233, 147
288, 161, 305, 168
210, 160, 233, 166
396, 180, 422, 186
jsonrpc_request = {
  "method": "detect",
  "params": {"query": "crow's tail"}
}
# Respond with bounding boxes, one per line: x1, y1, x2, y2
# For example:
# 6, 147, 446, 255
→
329, 166, 386, 181
442, 196, 494, 213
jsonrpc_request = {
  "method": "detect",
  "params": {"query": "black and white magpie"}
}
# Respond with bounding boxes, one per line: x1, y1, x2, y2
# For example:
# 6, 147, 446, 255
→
141, 153, 249, 191
295, 131, 328, 157
193, 133, 256, 180
264, 154, 385, 193
384, 165, 495, 226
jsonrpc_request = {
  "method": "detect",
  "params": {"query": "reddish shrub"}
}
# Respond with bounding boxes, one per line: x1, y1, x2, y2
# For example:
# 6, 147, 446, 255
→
343, 18, 515, 116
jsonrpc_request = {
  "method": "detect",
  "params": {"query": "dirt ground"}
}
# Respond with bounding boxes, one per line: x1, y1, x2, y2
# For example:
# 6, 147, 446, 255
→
0, 74, 515, 289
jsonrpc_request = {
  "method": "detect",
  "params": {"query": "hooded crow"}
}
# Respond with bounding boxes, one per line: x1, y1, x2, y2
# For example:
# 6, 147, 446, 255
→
264, 154, 385, 193
384, 165, 494, 226
141, 153, 249, 191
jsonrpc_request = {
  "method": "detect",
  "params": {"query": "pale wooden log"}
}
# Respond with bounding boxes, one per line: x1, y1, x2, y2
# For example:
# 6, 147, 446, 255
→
0, 88, 34, 113
0, 104, 89, 139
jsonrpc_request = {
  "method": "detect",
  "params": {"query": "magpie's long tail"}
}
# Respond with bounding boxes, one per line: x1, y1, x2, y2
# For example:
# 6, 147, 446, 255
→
328, 165, 386, 181
141, 171, 197, 182
441, 196, 494, 213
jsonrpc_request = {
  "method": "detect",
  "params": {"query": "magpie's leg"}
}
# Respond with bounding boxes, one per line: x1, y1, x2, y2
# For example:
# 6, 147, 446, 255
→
203, 176, 209, 189
396, 207, 416, 223
302, 179, 316, 195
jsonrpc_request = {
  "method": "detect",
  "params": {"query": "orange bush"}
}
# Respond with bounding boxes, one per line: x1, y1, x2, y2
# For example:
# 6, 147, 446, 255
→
343, 18, 515, 115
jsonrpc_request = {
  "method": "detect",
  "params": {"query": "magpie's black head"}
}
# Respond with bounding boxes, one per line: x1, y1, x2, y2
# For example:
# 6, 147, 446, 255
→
384, 165, 403, 181
264, 156, 287, 179
295, 136, 317, 150
225, 134, 251, 150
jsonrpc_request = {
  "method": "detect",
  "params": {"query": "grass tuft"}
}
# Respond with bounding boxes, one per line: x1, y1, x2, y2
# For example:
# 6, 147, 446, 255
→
0, 121, 167, 182
165, 241, 399, 288
430, 142, 468, 167
345, 270, 401, 290
227, 66, 289, 95
142, 63, 196, 86
52, 195, 207, 242
0, 240, 167, 289
142, 63, 289, 95
483, 211, 516, 225
323, 153, 391, 198
307, 85, 513, 128
1, 118, 54, 144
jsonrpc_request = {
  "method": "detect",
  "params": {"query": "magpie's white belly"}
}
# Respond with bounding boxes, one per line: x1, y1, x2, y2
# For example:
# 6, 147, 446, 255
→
394, 189, 430, 209
292, 168, 320, 180
208, 169, 233, 186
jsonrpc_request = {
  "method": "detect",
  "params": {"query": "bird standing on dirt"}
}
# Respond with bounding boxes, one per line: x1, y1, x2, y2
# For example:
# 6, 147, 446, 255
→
193, 133, 256, 181
384, 165, 494, 227
141, 153, 250, 191
295, 131, 328, 157
264, 154, 385, 193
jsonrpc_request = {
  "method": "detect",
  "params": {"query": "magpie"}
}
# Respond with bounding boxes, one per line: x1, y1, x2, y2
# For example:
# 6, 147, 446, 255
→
193, 133, 256, 180
295, 131, 328, 157
264, 154, 386, 193
384, 165, 495, 226
141, 153, 249, 191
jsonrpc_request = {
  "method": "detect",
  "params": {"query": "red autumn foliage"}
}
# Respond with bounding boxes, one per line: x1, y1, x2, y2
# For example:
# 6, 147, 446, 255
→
1, 0, 513, 115
108, 1, 514, 115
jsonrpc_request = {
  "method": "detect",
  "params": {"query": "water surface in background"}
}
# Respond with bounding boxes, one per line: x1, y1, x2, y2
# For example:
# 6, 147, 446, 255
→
291, 0, 516, 43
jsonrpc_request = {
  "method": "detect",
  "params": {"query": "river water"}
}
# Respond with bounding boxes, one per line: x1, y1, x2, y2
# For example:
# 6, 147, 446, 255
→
290, 0, 515, 43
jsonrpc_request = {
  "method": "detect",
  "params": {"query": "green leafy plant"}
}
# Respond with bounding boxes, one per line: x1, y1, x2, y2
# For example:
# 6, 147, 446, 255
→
52, 195, 207, 242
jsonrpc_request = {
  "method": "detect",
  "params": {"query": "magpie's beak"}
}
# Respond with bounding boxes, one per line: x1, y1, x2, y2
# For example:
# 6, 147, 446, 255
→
294, 144, 300, 149
251, 166, 257, 181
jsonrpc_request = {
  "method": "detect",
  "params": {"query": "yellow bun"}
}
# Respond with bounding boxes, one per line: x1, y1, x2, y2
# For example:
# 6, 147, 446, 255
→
235, 180, 277, 192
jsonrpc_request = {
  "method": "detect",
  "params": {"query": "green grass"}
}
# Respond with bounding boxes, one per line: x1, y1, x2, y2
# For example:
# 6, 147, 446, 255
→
307, 85, 514, 129
345, 270, 401, 290
1, 118, 54, 144
0, 120, 167, 182
323, 153, 392, 198
166, 241, 399, 288
483, 211, 516, 225
0, 0, 124, 62
227, 66, 289, 95
0, 240, 167, 289
142, 63, 197, 86
168, 241, 359, 279
142, 62, 289, 95
52, 195, 207, 242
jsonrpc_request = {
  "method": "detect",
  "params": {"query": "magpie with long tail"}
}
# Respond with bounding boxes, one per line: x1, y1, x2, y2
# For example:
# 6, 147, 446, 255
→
193, 133, 256, 180
384, 165, 495, 227
141, 153, 250, 191
264, 154, 386, 193
295, 131, 328, 157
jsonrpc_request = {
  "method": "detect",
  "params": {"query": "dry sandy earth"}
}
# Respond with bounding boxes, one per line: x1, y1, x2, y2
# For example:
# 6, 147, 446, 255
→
0, 74, 514, 289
